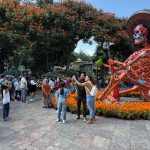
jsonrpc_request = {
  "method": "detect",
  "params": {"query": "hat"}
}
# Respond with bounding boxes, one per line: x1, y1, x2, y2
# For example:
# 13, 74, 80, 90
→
127, 9, 150, 37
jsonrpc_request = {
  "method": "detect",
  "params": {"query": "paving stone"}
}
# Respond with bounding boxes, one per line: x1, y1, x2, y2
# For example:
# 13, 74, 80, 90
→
109, 143, 130, 150
52, 136, 73, 149
1, 145, 20, 150
131, 144, 150, 150
46, 145, 63, 150
65, 144, 85, 150
0, 91, 150, 150
92, 135, 111, 150
73, 133, 94, 149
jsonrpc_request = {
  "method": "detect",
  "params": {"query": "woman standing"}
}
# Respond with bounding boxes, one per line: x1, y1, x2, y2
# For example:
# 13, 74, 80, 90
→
56, 82, 69, 124
30, 77, 37, 101
54, 77, 61, 111
14, 78, 21, 101
42, 79, 51, 108
72, 75, 96, 124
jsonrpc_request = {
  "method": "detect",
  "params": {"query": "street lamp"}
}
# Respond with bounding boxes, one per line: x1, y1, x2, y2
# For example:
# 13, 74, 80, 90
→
107, 42, 114, 59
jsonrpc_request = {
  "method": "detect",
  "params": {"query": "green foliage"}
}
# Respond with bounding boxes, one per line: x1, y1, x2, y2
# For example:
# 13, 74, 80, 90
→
73, 51, 92, 62
95, 58, 103, 66
0, 0, 134, 75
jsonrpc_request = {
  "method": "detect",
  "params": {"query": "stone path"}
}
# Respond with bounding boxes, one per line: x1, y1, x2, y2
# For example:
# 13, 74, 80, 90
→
0, 92, 150, 150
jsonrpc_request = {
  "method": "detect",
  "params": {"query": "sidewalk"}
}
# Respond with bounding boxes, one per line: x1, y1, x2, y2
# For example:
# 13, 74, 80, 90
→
0, 91, 150, 150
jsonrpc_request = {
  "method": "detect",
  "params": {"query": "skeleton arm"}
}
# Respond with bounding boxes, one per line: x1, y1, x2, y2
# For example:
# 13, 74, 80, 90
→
113, 60, 126, 68
127, 51, 146, 66
107, 59, 126, 68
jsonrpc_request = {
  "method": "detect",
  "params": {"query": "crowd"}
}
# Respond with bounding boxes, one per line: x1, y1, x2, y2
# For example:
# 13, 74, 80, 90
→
0, 73, 97, 124
42, 73, 97, 124
0, 74, 38, 121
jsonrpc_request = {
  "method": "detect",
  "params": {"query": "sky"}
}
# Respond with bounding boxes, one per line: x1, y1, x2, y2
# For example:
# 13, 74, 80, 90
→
55, 0, 150, 56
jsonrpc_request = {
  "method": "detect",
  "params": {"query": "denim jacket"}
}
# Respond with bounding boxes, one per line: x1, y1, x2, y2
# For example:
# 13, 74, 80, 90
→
57, 88, 69, 101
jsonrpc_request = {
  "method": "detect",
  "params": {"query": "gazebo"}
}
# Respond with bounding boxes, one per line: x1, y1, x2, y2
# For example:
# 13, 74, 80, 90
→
71, 58, 86, 72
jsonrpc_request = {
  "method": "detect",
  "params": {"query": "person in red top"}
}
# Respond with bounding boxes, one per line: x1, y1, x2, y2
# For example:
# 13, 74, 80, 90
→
42, 79, 51, 108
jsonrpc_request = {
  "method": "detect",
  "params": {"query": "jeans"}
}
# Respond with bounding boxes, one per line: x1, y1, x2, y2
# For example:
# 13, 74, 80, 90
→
86, 95, 95, 120
57, 98, 67, 121
21, 88, 27, 102
55, 91, 58, 110
3, 102, 10, 119
77, 96, 86, 118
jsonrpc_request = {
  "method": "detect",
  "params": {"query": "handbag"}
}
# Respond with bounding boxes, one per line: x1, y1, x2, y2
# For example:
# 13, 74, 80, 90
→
86, 82, 98, 96
90, 85, 98, 96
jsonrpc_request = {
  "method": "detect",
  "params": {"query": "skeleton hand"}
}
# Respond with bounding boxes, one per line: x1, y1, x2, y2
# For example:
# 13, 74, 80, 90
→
108, 59, 114, 66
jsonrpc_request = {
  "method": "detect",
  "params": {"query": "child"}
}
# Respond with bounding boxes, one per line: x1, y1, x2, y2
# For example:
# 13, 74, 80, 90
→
2, 84, 10, 121
56, 82, 69, 124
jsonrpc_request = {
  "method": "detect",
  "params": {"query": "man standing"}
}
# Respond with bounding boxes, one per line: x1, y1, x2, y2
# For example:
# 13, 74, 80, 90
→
20, 74, 27, 103
76, 73, 86, 122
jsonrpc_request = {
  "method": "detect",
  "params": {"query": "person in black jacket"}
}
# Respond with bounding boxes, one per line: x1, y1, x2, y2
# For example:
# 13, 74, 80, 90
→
76, 73, 86, 122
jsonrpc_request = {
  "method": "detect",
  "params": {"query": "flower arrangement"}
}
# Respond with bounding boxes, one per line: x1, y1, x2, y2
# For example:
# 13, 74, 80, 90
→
51, 90, 150, 120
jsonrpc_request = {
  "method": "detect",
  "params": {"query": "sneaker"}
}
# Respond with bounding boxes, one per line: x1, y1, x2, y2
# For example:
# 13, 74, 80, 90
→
56, 118, 60, 122
93, 117, 96, 122
62, 120, 66, 124
43, 105, 47, 108
83, 117, 86, 122
86, 120, 94, 124
30, 99, 33, 102
76, 116, 80, 120
3, 118, 8, 121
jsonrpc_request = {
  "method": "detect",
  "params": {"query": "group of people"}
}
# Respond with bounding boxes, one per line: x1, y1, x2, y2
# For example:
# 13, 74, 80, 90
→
1, 73, 97, 124
42, 73, 96, 124
0, 74, 37, 121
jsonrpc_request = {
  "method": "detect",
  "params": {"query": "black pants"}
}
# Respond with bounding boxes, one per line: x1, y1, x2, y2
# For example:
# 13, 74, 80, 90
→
15, 90, 21, 100
3, 102, 10, 119
77, 96, 86, 118
1, 85, 3, 98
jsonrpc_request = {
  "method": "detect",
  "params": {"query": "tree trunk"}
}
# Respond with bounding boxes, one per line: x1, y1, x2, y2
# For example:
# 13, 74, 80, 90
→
46, 51, 49, 72
65, 43, 76, 74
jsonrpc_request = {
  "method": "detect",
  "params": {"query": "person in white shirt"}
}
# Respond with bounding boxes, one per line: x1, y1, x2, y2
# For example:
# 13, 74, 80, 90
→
2, 84, 10, 121
14, 78, 21, 101
20, 75, 27, 103
49, 78, 54, 92
30, 77, 37, 101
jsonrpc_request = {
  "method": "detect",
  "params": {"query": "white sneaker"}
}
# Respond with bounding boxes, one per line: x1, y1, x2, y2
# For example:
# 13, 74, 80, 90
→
62, 120, 66, 124
30, 99, 33, 102
56, 119, 60, 122
83, 117, 86, 122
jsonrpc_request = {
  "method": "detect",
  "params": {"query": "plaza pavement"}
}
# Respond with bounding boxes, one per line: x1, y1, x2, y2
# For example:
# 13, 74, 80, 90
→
0, 91, 150, 150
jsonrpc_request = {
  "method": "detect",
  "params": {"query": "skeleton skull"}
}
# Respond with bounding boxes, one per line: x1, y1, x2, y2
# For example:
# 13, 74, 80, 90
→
133, 24, 148, 45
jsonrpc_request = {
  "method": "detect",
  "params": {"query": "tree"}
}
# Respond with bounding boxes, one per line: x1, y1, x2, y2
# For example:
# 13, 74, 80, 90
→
0, 0, 133, 75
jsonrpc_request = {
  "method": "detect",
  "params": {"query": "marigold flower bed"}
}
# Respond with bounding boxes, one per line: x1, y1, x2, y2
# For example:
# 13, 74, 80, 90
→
51, 91, 150, 120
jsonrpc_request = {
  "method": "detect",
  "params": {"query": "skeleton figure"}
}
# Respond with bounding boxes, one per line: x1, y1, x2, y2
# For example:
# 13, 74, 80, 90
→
99, 10, 150, 103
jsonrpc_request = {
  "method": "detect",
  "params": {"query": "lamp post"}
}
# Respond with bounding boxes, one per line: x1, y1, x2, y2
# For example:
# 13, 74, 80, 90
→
96, 46, 103, 88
